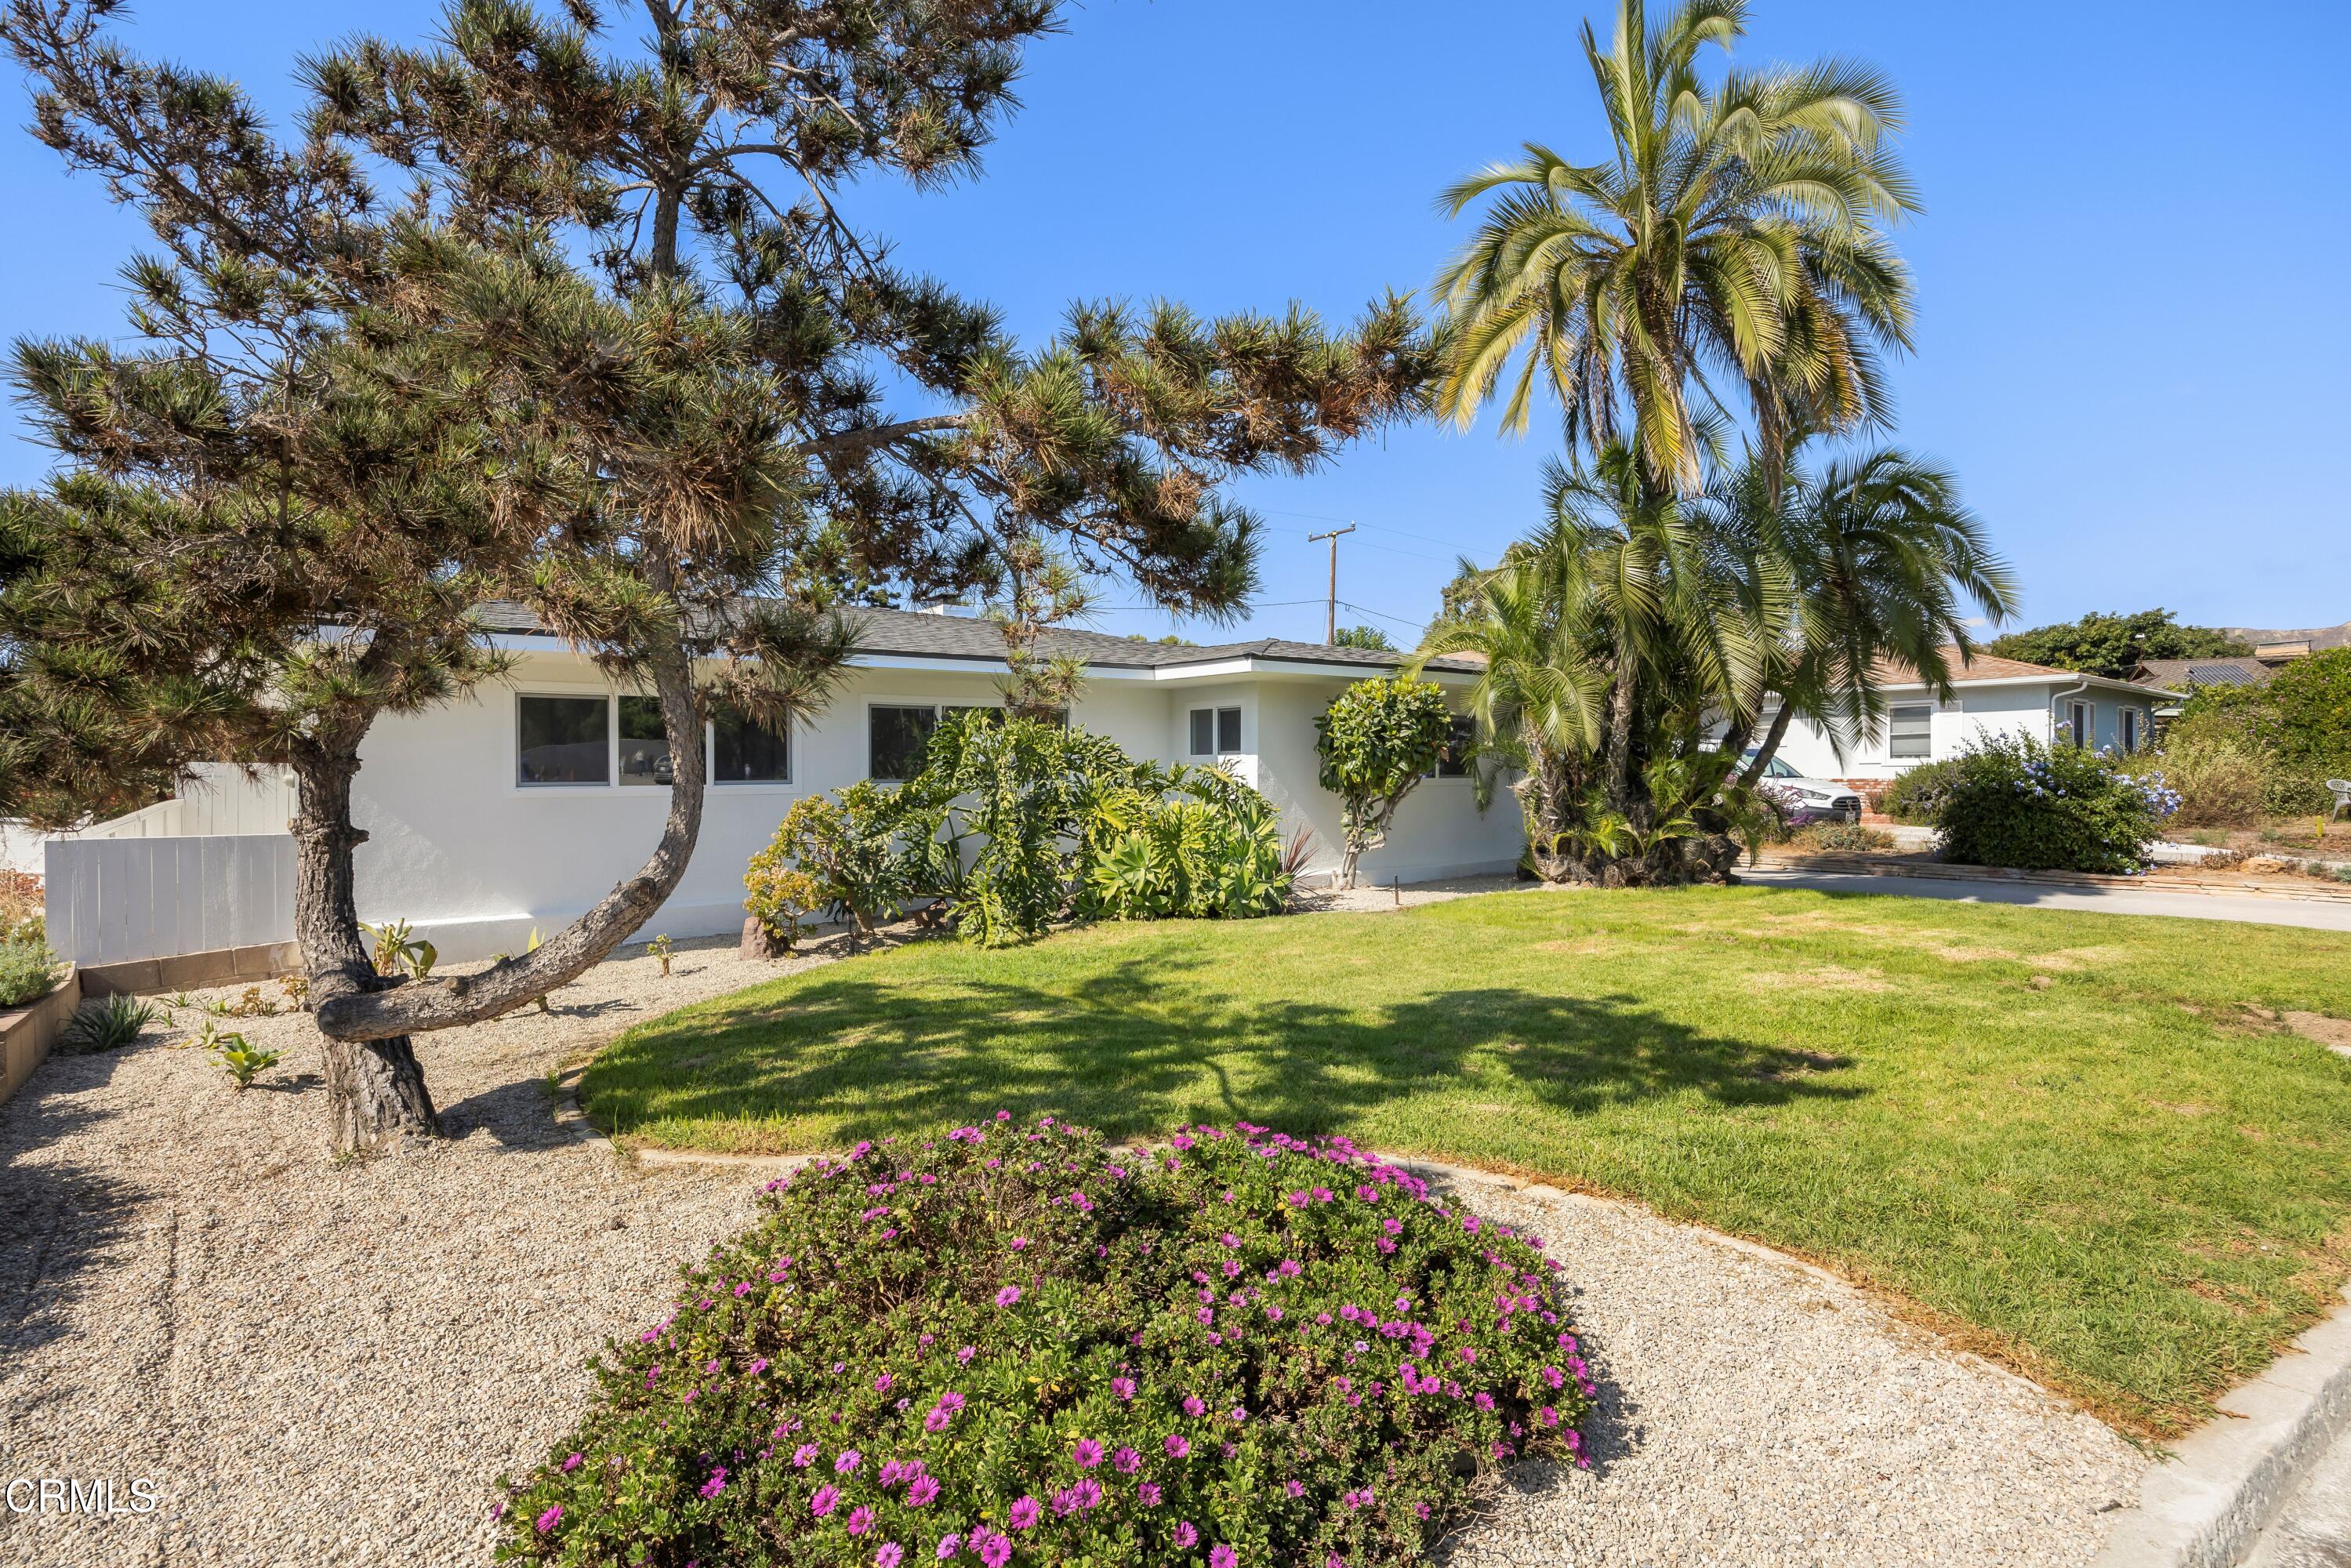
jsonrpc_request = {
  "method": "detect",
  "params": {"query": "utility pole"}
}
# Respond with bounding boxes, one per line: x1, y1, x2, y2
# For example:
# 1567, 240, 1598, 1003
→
1308, 524, 1355, 644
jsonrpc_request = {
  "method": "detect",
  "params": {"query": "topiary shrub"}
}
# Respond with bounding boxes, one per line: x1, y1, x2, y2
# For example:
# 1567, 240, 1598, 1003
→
497, 1117, 1596, 1567
1935, 733, 2179, 874
1876, 759, 1962, 826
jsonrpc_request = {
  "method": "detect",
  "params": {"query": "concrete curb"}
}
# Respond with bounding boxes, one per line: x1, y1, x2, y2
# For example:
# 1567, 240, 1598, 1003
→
2092, 1284, 2351, 1568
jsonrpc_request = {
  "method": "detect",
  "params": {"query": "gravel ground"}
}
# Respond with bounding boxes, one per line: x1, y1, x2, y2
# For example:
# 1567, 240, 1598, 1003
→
1433, 1171, 2146, 1568
1, 915, 2145, 1567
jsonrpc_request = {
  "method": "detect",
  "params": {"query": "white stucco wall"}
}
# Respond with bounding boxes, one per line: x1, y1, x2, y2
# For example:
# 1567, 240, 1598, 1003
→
344, 652, 1522, 959
1250, 678, 1522, 888
1768, 679, 2163, 781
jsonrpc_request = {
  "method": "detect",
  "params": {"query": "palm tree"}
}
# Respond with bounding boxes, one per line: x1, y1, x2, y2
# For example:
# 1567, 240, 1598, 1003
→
1432, 0, 1918, 495
1415, 441, 1781, 883
1700, 447, 2017, 784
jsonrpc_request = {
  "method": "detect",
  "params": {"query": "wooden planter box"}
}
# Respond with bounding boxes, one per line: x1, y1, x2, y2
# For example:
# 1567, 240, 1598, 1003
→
0, 966, 81, 1109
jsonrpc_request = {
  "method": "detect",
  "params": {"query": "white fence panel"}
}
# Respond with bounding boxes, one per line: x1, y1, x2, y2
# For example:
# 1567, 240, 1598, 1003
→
45, 833, 297, 967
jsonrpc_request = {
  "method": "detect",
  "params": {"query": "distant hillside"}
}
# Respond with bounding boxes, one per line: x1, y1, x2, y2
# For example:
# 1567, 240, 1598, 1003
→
2222, 619, 2351, 652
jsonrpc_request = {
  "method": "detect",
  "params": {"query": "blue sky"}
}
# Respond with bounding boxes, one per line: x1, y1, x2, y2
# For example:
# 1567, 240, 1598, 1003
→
5, 1, 2345, 646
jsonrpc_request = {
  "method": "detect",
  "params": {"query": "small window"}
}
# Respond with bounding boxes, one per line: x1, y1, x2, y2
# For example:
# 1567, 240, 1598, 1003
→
1433, 716, 1476, 777
869, 705, 939, 782
1888, 704, 1932, 760
2066, 700, 2092, 749
1765, 756, 1800, 780
2120, 708, 2142, 754
616, 695, 672, 786
518, 695, 609, 786
714, 703, 789, 783
1188, 706, 1241, 756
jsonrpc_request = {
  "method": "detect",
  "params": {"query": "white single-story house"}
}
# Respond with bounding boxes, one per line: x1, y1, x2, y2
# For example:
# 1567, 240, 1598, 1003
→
1761, 648, 2183, 784
37, 607, 1518, 972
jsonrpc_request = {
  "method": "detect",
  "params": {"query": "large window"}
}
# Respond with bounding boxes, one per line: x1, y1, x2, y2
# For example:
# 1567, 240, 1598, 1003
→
869, 703, 1021, 779
1888, 704, 1933, 760
1432, 715, 1476, 777
518, 692, 792, 789
617, 695, 672, 786
1188, 706, 1241, 756
517, 695, 610, 785
714, 703, 789, 783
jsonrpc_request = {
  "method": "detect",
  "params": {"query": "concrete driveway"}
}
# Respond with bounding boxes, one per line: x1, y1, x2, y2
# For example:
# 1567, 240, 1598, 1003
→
1740, 867, 2351, 934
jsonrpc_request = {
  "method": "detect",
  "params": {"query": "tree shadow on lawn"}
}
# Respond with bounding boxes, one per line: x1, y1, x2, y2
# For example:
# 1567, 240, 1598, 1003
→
588, 958, 1863, 1147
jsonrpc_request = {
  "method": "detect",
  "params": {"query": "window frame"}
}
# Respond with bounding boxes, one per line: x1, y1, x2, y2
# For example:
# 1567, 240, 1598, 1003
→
2066, 699, 2092, 749
1429, 714, 1478, 779
1887, 702, 1935, 761
2120, 706, 2142, 754
515, 691, 616, 789
1187, 706, 1243, 758
863, 699, 1018, 782
513, 688, 797, 793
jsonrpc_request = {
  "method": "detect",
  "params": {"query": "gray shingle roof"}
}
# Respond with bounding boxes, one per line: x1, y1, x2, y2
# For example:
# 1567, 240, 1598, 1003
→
471, 601, 1480, 674
2131, 656, 2277, 690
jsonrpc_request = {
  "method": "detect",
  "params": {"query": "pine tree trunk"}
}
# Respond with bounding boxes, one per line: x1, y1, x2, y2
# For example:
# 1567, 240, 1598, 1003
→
1738, 703, 1799, 789
289, 736, 437, 1155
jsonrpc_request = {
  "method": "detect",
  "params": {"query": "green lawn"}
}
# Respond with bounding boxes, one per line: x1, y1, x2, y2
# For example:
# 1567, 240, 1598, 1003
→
581, 886, 2351, 1434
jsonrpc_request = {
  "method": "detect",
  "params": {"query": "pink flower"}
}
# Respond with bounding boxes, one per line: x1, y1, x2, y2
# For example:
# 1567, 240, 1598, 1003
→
1112, 1446, 1141, 1474
1165, 1434, 1190, 1458
1210, 1548, 1239, 1568
561, 1452, 583, 1473
995, 1286, 1022, 1307
957, 1345, 977, 1364
935, 1535, 962, 1560
1139, 1482, 1163, 1507
793, 1444, 819, 1468
811, 1485, 840, 1517
978, 1531, 1012, 1568
836, 1450, 864, 1475
876, 1545, 905, 1568
847, 1506, 876, 1536
1182, 1396, 1206, 1417
1074, 1438, 1105, 1468
1174, 1521, 1199, 1548
535, 1505, 562, 1534
908, 1474, 941, 1506
1007, 1496, 1042, 1530
1285, 1479, 1304, 1497
875, 1374, 894, 1393
1112, 1377, 1136, 1401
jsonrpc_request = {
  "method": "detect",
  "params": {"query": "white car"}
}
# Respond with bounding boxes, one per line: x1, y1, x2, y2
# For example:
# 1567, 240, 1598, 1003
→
1744, 753, 1864, 826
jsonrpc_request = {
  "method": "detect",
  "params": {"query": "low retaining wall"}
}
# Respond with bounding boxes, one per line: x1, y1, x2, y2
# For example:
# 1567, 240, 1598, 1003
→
78, 942, 303, 1000
0, 967, 82, 1108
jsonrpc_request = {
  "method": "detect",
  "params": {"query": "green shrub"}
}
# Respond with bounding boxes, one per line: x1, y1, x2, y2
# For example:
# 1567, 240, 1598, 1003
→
1786, 822, 1896, 855
496, 1116, 1594, 1567
1877, 759, 1962, 825
1080, 768, 1290, 924
2171, 647, 2351, 774
1934, 734, 2179, 874
1314, 679, 1453, 889
2152, 739, 2265, 829
751, 718, 1294, 949
0, 936, 59, 1009
2259, 771, 2338, 818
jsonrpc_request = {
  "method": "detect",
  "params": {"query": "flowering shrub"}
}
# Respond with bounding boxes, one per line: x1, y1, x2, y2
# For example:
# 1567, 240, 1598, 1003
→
1935, 732, 2179, 874
497, 1117, 1595, 1566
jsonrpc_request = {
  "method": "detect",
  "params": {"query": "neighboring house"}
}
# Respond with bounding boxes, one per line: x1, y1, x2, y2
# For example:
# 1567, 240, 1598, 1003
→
2128, 655, 2277, 717
43, 607, 1518, 971
1762, 648, 2179, 782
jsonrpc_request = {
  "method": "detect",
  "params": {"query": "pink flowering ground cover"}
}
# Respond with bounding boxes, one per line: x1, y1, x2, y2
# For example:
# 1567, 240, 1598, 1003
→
497, 1116, 1597, 1566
